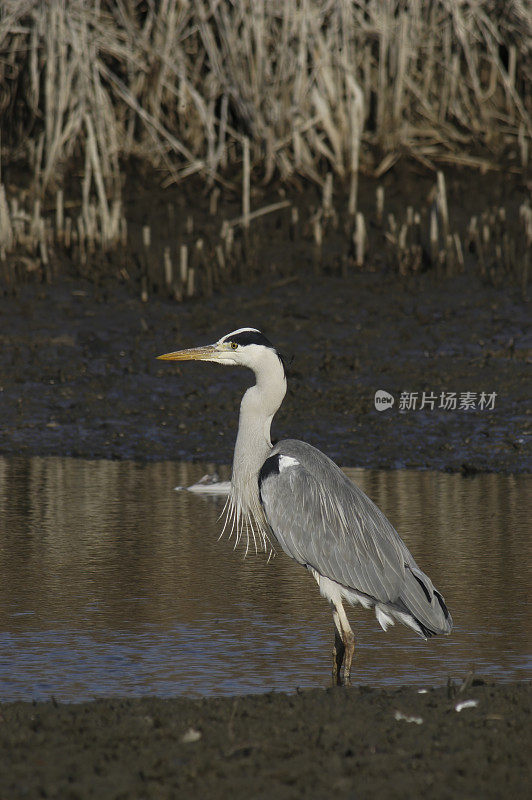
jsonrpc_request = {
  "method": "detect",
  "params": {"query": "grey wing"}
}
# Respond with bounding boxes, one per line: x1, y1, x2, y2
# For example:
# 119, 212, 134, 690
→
259, 439, 452, 637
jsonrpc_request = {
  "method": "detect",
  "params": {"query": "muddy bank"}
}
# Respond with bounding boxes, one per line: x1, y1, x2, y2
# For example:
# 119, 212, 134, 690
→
0, 681, 529, 799
0, 267, 529, 471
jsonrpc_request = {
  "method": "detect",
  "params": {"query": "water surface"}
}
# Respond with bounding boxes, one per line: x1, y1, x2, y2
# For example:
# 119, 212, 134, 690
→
0, 457, 529, 700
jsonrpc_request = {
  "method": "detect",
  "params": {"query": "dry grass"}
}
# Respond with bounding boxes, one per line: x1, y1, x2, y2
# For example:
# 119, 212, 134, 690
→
0, 1, 530, 263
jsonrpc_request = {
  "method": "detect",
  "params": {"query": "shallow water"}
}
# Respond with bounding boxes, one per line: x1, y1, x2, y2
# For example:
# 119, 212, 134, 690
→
0, 457, 529, 701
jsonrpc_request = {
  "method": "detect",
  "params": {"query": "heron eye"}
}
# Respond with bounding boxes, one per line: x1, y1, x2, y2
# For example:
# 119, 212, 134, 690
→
230, 342, 238, 350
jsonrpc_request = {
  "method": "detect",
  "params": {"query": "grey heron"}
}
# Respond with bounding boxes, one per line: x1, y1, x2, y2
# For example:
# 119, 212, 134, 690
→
158, 327, 452, 685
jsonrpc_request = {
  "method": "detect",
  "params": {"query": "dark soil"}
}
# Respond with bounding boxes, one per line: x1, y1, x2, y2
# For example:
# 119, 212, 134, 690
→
0, 268, 529, 471
0, 681, 529, 799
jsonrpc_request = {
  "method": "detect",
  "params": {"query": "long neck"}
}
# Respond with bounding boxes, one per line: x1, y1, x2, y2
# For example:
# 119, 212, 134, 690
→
231, 351, 286, 518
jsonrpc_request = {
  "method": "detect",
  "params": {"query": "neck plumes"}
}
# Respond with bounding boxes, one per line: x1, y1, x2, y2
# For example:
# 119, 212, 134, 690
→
222, 349, 286, 555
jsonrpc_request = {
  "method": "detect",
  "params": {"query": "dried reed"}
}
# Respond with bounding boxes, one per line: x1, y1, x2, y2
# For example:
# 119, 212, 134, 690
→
1, 1, 528, 207
0, 1, 529, 293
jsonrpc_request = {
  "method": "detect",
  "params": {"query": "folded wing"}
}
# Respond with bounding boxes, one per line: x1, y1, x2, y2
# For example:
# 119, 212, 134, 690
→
259, 439, 452, 638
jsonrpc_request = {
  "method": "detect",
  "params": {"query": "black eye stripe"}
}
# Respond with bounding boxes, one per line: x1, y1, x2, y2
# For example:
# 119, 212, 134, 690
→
228, 331, 275, 349
221, 329, 286, 373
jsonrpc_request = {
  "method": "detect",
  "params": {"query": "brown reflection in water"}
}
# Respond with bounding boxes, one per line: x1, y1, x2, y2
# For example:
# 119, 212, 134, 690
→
349, 468, 531, 663
0, 457, 529, 688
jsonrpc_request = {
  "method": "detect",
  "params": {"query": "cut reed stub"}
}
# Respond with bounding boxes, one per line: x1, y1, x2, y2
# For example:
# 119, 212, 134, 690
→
141, 275, 148, 303
55, 190, 64, 241
376, 186, 384, 226
186, 266, 195, 298
430, 209, 439, 267
354, 212, 366, 268
163, 246, 173, 288
290, 206, 299, 242
179, 244, 188, 287
322, 173, 333, 220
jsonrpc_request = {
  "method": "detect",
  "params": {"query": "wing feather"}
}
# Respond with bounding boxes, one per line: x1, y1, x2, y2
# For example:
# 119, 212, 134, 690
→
260, 441, 405, 602
259, 439, 452, 635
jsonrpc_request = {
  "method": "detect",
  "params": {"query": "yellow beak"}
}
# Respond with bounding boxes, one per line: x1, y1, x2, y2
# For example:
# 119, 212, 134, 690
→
157, 345, 218, 361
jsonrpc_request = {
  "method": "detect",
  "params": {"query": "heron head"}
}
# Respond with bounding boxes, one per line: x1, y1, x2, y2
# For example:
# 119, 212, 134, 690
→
157, 327, 285, 372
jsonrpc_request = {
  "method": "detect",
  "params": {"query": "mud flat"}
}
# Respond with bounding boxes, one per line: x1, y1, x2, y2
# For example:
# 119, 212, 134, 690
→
0, 266, 529, 472
0, 681, 529, 799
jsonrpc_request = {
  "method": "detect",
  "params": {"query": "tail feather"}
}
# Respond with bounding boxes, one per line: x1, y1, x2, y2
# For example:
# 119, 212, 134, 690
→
338, 563, 452, 640
396, 565, 453, 637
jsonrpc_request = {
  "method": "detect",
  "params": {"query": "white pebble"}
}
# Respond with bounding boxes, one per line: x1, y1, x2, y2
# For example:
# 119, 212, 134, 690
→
180, 727, 202, 743
394, 710, 423, 725
455, 699, 479, 712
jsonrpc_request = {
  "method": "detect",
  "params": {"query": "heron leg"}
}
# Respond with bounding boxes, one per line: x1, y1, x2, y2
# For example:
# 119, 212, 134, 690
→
333, 602, 355, 686
332, 608, 345, 685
